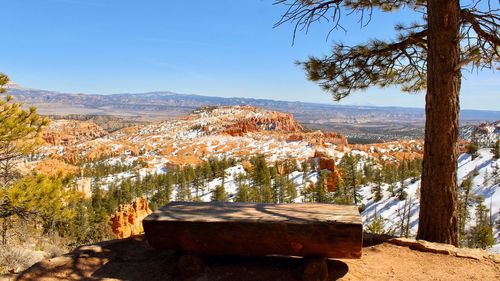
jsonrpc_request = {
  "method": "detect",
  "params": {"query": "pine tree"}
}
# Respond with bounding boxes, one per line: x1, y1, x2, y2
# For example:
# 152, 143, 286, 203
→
466, 143, 479, 160
373, 169, 383, 202
1, 174, 82, 242
301, 160, 309, 197
338, 153, 361, 205
362, 161, 374, 184
314, 170, 331, 203
492, 140, 500, 159
458, 175, 473, 245
275, 0, 499, 246
250, 155, 273, 202
175, 170, 191, 201
467, 196, 495, 249
398, 160, 408, 200
285, 176, 297, 203
212, 184, 228, 202
235, 183, 251, 202
491, 163, 500, 185
483, 169, 490, 186
0, 73, 48, 187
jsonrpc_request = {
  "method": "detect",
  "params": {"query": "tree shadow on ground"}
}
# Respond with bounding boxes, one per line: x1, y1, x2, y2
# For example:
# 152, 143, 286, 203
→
17, 236, 350, 281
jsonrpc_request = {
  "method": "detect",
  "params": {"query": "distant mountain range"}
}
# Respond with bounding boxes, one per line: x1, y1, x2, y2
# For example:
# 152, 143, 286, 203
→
8, 86, 500, 142
8, 86, 500, 120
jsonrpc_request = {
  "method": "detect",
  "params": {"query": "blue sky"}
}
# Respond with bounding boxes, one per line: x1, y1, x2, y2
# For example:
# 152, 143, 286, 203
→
1, 0, 498, 110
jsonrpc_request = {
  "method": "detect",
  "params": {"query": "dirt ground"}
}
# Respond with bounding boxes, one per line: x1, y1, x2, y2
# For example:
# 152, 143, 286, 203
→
12, 235, 500, 281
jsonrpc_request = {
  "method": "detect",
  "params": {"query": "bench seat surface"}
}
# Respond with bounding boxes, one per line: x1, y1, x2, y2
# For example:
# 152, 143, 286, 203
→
143, 202, 362, 259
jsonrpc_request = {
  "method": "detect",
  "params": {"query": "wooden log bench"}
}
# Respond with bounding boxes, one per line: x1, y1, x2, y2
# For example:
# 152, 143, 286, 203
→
143, 202, 362, 280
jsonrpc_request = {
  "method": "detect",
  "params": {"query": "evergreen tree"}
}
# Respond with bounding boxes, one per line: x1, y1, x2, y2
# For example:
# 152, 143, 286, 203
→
466, 143, 479, 160
366, 216, 386, 235
250, 155, 273, 202
313, 170, 331, 203
362, 161, 374, 184
491, 163, 500, 185
284, 175, 297, 203
398, 160, 408, 200
1, 174, 82, 243
301, 160, 309, 195
212, 184, 228, 202
492, 140, 500, 159
175, 169, 191, 201
483, 169, 490, 186
275, 0, 499, 246
338, 153, 361, 205
458, 175, 473, 245
467, 196, 495, 249
235, 183, 251, 202
373, 169, 383, 202
0, 73, 48, 187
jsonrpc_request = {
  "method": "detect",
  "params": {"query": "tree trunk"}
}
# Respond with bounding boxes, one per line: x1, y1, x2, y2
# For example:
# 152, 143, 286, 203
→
417, 0, 461, 246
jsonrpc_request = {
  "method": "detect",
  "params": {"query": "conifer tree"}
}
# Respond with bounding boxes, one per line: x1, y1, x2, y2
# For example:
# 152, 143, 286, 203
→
467, 196, 495, 249
175, 170, 191, 201
458, 175, 473, 244
250, 155, 273, 202
338, 153, 361, 204
0, 73, 49, 240
398, 159, 408, 200
466, 143, 479, 160
492, 139, 500, 159
285, 176, 297, 203
491, 163, 500, 185
301, 159, 309, 184
373, 169, 383, 202
212, 184, 228, 202
235, 183, 252, 202
275, 0, 499, 245
314, 170, 331, 203
0, 73, 48, 187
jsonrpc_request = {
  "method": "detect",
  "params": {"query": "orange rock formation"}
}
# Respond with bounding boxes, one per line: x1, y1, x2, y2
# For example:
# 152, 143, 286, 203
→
222, 112, 304, 136
42, 120, 107, 146
313, 151, 338, 192
110, 197, 152, 239
287, 131, 348, 147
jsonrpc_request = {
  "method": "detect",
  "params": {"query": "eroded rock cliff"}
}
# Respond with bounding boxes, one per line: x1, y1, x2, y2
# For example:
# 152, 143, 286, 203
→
110, 197, 152, 239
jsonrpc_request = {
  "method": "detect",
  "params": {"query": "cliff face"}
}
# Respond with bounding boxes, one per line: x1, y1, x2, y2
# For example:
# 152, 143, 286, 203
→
41, 120, 108, 146
287, 131, 348, 147
35, 106, 349, 167
222, 112, 304, 136
110, 197, 152, 239
313, 151, 338, 192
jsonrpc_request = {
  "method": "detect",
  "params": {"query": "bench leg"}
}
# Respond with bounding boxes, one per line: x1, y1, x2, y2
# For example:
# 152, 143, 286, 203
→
177, 252, 205, 277
303, 256, 328, 281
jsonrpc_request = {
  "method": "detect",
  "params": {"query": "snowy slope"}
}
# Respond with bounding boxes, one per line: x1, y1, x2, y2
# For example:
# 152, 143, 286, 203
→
360, 148, 499, 251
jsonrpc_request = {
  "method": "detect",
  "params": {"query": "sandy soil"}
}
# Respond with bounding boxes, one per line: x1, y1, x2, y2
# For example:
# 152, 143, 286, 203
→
13, 235, 500, 281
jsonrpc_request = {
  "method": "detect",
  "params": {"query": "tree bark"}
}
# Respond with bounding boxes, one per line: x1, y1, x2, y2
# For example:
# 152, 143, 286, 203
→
417, 0, 461, 246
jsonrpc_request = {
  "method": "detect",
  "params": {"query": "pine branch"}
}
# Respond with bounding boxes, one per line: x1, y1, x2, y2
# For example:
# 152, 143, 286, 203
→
459, 8, 500, 70
301, 29, 427, 99
273, 0, 425, 44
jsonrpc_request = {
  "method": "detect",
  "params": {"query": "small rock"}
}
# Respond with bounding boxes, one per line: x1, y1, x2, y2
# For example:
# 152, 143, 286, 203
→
388, 238, 457, 255
456, 248, 486, 261
488, 254, 500, 264
78, 245, 103, 254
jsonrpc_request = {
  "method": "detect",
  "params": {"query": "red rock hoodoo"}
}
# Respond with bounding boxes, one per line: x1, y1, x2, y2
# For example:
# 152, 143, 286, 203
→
313, 151, 338, 192
223, 112, 304, 136
110, 197, 152, 239
42, 120, 108, 146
